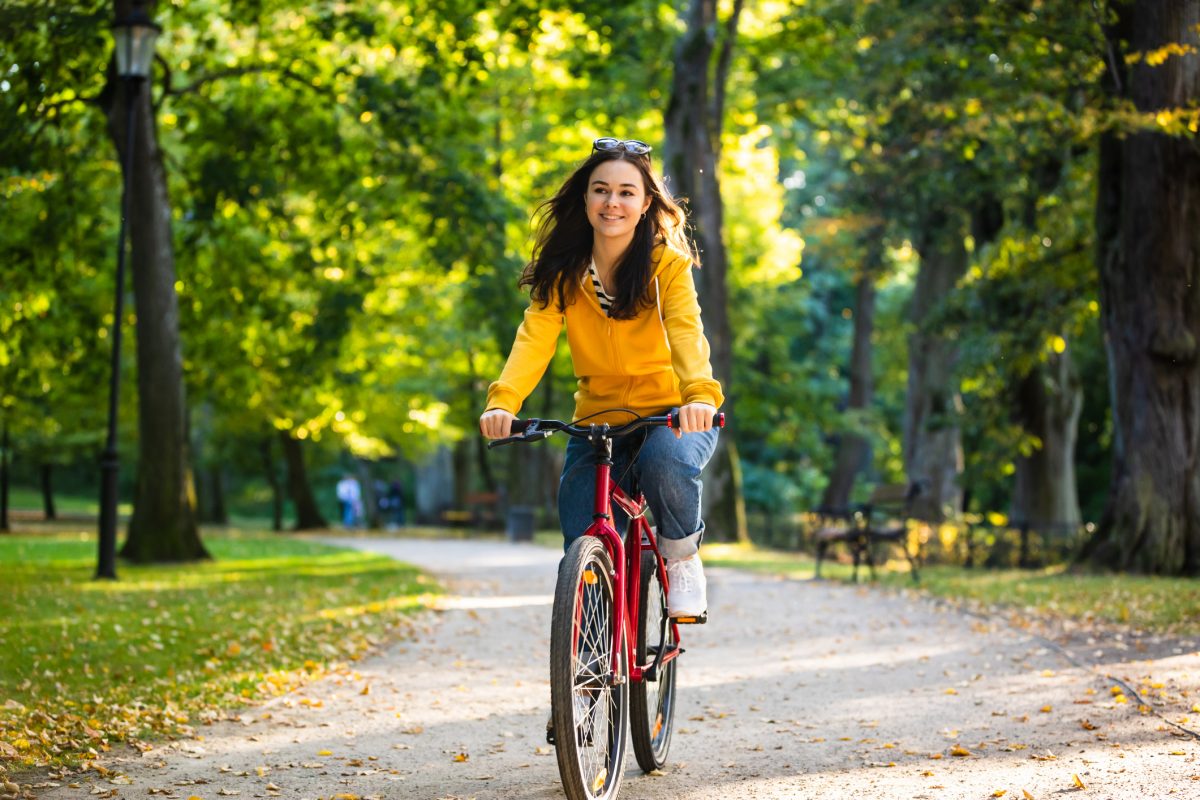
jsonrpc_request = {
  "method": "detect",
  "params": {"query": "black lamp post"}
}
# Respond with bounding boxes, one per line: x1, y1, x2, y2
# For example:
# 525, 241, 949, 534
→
97, 2, 160, 580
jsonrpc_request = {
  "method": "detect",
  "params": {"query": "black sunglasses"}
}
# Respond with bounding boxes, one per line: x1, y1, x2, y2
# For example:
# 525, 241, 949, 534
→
592, 137, 652, 155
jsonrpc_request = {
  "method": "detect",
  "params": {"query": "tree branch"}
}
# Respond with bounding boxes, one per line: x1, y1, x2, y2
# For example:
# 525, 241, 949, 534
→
711, 0, 745, 158
166, 63, 331, 100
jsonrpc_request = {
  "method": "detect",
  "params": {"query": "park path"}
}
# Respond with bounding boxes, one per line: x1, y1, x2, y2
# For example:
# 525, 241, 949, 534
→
37, 536, 1198, 800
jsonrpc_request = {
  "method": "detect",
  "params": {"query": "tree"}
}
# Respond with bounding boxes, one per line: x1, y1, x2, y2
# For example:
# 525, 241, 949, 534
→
663, 0, 749, 543
820, 227, 884, 512
1086, 0, 1200, 574
102, 0, 204, 562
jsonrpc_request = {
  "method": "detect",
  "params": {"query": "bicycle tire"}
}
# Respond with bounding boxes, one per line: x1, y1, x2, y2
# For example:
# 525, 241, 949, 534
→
629, 549, 678, 772
550, 536, 629, 800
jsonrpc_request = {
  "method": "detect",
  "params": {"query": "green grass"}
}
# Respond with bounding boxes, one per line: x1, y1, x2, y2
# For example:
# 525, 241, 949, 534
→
5, 486, 117, 517
702, 542, 1200, 635
0, 528, 436, 771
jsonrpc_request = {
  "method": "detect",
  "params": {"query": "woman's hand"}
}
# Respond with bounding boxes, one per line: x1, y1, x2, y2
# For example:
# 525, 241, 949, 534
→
479, 409, 516, 440
675, 402, 718, 438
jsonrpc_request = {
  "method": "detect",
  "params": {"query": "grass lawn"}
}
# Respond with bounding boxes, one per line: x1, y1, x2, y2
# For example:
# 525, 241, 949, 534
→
4, 486, 114, 517
0, 528, 435, 772
701, 542, 1200, 636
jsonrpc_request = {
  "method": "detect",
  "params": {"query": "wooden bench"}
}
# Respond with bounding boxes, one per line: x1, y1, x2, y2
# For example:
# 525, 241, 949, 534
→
812, 482, 922, 583
439, 491, 503, 530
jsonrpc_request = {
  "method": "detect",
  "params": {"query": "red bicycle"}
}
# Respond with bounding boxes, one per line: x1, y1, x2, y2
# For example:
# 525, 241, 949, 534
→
489, 409, 724, 800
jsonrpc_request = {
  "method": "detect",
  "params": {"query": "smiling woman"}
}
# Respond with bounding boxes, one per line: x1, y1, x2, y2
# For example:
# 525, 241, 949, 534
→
478, 137, 724, 619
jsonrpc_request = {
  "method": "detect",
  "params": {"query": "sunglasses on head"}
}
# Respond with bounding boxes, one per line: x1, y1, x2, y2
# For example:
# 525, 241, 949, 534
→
592, 137, 652, 155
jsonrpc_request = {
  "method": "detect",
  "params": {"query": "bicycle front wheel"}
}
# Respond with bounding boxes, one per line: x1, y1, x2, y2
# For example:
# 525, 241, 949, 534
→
630, 550, 678, 772
550, 536, 629, 800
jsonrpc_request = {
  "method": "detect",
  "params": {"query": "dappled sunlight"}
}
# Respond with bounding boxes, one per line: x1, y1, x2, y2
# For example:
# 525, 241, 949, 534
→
425, 592, 554, 611
304, 593, 431, 623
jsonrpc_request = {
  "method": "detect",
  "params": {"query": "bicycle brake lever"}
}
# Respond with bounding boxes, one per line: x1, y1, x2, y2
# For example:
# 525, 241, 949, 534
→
486, 428, 551, 450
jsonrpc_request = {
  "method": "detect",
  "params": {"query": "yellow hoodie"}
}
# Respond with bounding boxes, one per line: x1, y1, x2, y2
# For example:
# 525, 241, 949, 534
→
486, 244, 724, 425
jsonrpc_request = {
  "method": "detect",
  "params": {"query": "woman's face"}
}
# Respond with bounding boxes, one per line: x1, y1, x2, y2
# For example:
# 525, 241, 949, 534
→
584, 159, 652, 243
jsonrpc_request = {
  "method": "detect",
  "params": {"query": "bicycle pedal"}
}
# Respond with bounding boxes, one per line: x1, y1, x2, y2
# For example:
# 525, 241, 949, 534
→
671, 612, 708, 625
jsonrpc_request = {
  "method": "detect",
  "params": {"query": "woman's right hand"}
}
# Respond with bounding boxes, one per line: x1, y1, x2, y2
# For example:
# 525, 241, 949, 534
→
479, 409, 516, 440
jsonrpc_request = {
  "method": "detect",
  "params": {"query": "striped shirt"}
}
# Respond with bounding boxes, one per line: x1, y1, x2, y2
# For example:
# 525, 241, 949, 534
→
588, 259, 616, 316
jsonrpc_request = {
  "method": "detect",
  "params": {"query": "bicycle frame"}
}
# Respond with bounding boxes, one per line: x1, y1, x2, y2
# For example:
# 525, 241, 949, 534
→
577, 435, 682, 684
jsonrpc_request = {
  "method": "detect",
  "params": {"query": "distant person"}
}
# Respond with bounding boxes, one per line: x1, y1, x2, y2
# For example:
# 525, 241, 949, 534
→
335, 474, 362, 528
385, 479, 406, 529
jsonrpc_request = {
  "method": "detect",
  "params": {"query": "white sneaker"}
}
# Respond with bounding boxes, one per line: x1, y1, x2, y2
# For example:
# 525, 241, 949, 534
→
666, 555, 707, 617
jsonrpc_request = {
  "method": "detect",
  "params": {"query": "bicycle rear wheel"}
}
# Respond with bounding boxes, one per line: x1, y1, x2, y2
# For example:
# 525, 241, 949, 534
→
630, 549, 677, 772
550, 536, 629, 800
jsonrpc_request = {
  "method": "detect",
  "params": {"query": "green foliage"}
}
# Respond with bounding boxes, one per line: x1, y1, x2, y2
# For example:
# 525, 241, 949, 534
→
6, 0, 1187, 541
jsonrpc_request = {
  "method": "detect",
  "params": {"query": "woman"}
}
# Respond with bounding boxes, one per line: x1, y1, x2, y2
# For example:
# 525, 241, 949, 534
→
479, 137, 723, 618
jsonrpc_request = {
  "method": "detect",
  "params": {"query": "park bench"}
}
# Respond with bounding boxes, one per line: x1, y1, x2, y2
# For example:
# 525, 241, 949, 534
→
440, 491, 503, 530
811, 482, 923, 583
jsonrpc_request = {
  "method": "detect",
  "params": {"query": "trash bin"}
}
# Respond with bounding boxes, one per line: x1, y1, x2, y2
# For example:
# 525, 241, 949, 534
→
506, 505, 535, 543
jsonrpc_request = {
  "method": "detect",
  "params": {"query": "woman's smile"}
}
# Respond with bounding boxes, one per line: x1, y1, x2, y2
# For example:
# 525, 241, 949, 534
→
585, 160, 650, 241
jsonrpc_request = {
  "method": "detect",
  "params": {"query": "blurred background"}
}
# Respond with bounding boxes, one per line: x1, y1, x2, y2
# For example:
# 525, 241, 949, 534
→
1, 0, 1196, 574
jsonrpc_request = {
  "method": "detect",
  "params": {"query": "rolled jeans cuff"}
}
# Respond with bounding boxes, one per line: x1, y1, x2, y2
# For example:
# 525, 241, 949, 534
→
658, 521, 704, 561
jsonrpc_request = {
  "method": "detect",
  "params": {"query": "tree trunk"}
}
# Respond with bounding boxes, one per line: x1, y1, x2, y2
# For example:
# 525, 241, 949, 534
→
905, 215, 968, 521
106, 0, 204, 562
415, 445, 455, 524
40, 464, 56, 521
821, 239, 880, 511
260, 434, 284, 532
0, 420, 9, 533
279, 431, 328, 530
1010, 350, 1084, 534
1087, 0, 1200, 574
663, 0, 748, 543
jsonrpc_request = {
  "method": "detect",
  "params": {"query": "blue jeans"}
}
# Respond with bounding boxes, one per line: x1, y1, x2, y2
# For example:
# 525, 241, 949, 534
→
558, 426, 719, 559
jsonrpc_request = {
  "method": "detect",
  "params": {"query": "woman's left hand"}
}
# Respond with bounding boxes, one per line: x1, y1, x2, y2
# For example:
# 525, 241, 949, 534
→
675, 402, 718, 438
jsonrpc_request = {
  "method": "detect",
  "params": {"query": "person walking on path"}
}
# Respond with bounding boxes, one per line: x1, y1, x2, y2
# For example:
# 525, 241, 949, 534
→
478, 136, 723, 619
335, 473, 362, 529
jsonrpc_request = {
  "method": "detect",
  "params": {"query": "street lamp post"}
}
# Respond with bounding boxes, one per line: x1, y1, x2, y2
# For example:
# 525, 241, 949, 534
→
97, 2, 160, 580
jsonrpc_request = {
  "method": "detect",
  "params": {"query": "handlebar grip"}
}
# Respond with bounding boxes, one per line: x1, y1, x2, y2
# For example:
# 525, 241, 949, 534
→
510, 418, 531, 434
667, 409, 726, 430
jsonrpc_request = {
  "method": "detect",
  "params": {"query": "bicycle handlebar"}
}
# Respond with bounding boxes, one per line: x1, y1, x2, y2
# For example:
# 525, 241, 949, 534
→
486, 408, 725, 450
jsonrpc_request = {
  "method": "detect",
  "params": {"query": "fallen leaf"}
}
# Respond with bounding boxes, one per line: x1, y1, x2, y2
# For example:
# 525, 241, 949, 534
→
993, 791, 1007, 798
317, 749, 333, 756
1040, 705, 1052, 713
453, 752, 469, 762
1072, 774, 1086, 789
1023, 790, 1036, 799
1080, 720, 1097, 731
950, 745, 972, 757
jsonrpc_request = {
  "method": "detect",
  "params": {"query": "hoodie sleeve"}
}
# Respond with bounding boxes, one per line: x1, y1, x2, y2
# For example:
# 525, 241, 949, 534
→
659, 252, 725, 409
484, 297, 565, 415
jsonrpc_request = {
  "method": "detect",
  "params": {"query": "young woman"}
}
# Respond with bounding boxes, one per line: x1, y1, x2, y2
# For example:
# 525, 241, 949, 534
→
478, 137, 723, 618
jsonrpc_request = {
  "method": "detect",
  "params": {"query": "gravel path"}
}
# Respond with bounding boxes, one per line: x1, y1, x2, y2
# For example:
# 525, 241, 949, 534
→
36, 536, 1199, 800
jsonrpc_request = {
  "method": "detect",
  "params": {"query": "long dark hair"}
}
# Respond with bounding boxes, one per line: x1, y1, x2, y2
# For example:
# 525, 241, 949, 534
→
519, 149, 696, 320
